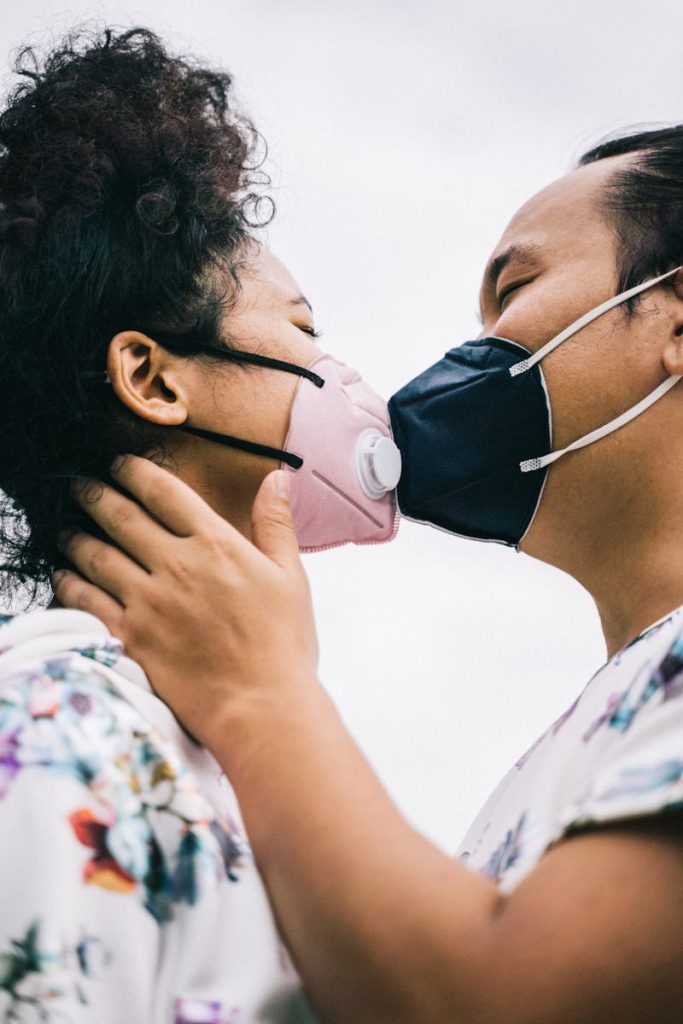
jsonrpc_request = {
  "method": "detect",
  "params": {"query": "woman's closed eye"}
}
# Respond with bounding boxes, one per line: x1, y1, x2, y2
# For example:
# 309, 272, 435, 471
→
298, 325, 323, 339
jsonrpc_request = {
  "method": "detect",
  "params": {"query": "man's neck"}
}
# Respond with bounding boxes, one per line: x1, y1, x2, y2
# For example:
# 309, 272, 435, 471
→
593, 551, 683, 658
557, 532, 683, 658
522, 477, 683, 658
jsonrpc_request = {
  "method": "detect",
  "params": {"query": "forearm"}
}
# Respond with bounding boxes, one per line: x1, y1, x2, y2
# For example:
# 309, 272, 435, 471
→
211, 683, 503, 1024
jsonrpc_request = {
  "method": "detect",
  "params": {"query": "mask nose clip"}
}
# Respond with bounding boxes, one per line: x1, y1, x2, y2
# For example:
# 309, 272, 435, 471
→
356, 428, 402, 499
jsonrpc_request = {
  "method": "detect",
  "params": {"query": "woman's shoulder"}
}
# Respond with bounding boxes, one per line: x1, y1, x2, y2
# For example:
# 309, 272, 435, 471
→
0, 607, 159, 751
0, 608, 251, 923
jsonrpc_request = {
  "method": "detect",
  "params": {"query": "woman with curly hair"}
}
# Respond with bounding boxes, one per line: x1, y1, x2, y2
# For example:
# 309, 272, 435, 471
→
0, 26, 333, 1023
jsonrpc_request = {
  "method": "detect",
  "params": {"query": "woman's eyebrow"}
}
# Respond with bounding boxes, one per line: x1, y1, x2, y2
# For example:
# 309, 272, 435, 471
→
288, 295, 313, 315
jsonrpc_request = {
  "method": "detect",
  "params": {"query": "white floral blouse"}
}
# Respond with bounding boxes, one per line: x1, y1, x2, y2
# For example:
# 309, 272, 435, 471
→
5, 600, 680, 1020
0, 609, 317, 1024
457, 606, 683, 891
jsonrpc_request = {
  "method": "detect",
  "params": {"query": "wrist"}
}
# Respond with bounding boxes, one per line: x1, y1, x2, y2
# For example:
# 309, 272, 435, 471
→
199, 673, 328, 777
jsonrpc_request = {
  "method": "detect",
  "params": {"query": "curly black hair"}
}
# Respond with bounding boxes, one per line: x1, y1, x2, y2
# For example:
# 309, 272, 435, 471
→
0, 26, 272, 605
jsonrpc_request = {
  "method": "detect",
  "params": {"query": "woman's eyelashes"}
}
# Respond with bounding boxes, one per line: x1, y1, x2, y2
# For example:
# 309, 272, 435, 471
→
299, 325, 322, 339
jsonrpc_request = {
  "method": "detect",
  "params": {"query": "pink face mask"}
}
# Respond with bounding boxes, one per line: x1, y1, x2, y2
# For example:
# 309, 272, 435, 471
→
282, 353, 401, 551
180, 350, 402, 552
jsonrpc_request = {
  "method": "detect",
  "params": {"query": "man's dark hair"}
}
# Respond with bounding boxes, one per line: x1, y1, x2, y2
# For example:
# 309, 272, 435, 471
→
580, 127, 683, 294
0, 27, 271, 603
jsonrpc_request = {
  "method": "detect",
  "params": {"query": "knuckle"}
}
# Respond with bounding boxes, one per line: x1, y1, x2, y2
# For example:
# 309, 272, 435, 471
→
54, 574, 74, 605
269, 510, 293, 531
141, 585, 168, 619
123, 616, 143, 648
75, 479, 104, 505
74, 588, 92, 613
59, 532, 82, 560
194, 519, 229, 547
153, 473, 178, 508
57, 528, 76, 552
107, 503, 134, 533
126, 582, 165, 626
122, 604, 151, 646
88, 544, 112, 577
203, 534, 233, 564
168, 552, 197, 585
167, 557, 188, 584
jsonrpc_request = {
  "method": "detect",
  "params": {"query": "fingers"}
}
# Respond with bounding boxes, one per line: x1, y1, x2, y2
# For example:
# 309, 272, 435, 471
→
73, 479, 176, 572
251, 471, 303, 570
111, 455, 223, 538
52, 569, 126, 637
60, 531, 149, 605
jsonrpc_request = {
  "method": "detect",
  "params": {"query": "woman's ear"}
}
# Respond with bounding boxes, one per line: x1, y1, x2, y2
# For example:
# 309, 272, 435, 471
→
107, 331, 189, 426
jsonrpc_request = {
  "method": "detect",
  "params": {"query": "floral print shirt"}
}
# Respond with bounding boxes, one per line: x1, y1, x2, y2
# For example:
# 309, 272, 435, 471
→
0, 609, 317, 1024
457, 605, 683, 891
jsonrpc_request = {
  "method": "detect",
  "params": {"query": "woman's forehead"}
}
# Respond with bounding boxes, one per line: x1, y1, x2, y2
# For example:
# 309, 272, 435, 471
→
240, 245, 304, 306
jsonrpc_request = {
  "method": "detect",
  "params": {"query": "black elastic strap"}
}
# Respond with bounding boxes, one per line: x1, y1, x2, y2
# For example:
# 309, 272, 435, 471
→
138, 329, 326, 389
101, 339, 321, 469
180, 425, 304, 470
224, 350, 326, 388
99, 354, 324, 390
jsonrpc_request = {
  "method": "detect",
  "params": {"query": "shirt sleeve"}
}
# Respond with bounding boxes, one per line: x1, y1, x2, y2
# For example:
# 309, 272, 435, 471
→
560, 626, 683, 834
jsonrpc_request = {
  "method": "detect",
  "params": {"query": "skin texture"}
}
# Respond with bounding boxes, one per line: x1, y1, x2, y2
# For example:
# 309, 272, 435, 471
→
106, 243, 320, 540
54, 152, 683, 1023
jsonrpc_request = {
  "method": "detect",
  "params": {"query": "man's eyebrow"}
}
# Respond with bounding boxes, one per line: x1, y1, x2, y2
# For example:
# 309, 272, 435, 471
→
288, 295, 313, 314
484, 243, 542, 293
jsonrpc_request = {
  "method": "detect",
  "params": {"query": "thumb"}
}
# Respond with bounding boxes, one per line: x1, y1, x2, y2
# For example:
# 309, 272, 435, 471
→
251, 470, 301, 568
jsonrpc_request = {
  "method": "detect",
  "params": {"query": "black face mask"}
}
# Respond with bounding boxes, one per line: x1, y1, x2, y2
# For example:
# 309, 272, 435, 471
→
388, 267, 682, 548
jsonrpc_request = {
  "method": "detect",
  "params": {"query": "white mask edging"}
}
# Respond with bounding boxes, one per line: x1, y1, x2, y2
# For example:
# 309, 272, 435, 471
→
509, 266, 683, 473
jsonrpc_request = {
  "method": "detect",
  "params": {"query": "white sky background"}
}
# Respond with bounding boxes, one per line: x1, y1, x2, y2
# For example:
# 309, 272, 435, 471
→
2, 0, 683, 850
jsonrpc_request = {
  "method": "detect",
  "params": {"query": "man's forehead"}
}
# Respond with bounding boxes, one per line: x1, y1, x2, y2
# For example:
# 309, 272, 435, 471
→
483, 156, 624, 283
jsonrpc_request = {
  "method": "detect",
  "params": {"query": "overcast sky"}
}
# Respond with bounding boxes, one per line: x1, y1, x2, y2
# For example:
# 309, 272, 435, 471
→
2, 0, 683, 850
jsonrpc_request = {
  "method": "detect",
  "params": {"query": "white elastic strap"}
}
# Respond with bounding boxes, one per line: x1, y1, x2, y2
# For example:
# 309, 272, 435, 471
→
520, 374, 682, 473
509, 266, 682, 378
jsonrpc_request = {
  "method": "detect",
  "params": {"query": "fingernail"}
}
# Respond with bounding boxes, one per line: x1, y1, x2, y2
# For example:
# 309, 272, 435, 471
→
111, 455, 126, 473
72, 477, 100, 502
51, 570, 65, 585
273, 471, 290, 499
57, 529, 75, 550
